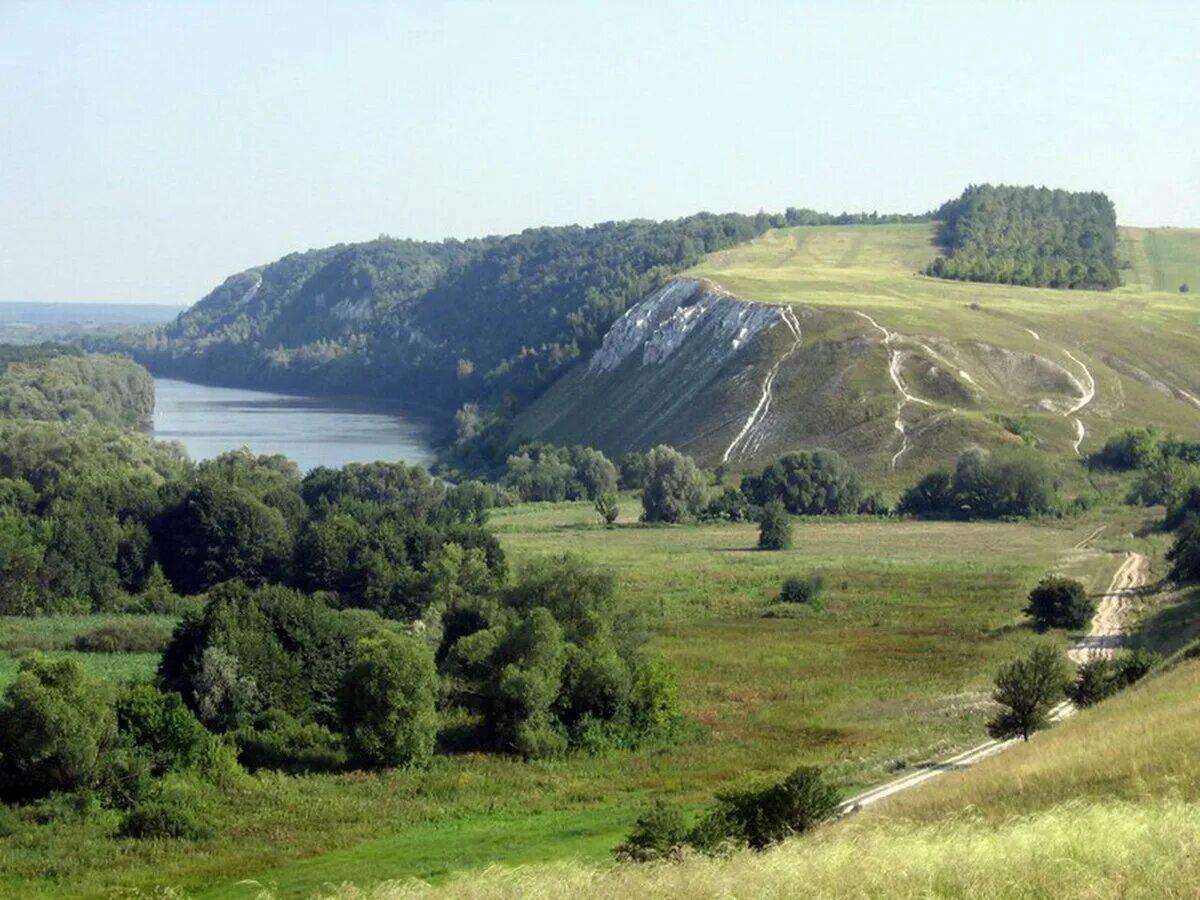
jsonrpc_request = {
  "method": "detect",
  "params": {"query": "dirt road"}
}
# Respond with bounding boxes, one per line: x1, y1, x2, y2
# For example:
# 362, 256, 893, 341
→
841, 551, 1149, 813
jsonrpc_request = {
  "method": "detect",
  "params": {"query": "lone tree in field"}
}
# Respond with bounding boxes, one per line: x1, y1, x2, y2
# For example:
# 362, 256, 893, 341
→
594, 491, 619, 526
640, 445, 706, 524
1024, 576, 1094, 631
758, 501, 793, 550
987, 644, 1071, 741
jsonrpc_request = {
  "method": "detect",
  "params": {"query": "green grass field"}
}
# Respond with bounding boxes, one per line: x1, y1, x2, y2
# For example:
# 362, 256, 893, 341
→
0, 614, 177, 688
0, 499, 1173, 898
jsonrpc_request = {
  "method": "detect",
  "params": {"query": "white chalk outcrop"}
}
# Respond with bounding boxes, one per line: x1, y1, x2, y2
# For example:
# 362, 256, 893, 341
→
589, 279, 782, 374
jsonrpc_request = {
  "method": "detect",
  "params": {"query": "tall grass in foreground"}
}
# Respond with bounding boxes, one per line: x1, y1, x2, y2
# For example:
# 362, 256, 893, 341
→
320, 800, 1200, 899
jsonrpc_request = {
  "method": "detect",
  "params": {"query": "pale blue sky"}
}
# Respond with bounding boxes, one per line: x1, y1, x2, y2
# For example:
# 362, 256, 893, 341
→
2, 1, 1196, 303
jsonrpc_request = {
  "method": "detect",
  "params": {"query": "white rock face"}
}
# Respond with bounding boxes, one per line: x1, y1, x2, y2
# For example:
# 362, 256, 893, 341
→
589, 278, 780, 373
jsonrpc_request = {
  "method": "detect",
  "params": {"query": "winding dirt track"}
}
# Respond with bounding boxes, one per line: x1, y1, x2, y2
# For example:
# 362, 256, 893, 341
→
840, 550, 1148, 813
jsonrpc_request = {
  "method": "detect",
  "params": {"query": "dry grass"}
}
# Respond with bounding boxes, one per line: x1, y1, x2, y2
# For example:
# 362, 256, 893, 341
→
319, 800, 1200, 900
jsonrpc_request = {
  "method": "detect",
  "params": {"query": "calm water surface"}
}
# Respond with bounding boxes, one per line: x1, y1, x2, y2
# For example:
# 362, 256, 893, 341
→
151, 378, 437, 471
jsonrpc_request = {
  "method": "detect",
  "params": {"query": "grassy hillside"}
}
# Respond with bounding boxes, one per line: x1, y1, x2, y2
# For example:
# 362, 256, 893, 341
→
687, 223, 1200, 471
0, 502, 1164, 897
519, 222, 1200, 478
314, 654, 1200, 899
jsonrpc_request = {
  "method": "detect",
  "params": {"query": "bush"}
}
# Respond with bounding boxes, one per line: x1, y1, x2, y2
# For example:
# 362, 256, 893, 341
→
640, 446, 706, 524
780, 574, 823, 604
1066, 658, 1120, 707
0, 655, 117, 802
1025, 576, 1094, 631
233, 710, 347, 773
696, 767, 840, 851
757, 501, 792, 551
1114, 647, 1161, 685
116, 684, 211, 775
1167, 515, 1200, 583
703, 487, 757, 523
118, 792, 212, 840
74, 620, 173, 654
613, 800, 688, 862
1067, 649, 1162, 708
341, 631, 439, 768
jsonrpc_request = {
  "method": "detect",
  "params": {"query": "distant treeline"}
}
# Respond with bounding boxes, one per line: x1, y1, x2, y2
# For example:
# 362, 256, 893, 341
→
926, 184, 1120, 289
0, 344, 154, 428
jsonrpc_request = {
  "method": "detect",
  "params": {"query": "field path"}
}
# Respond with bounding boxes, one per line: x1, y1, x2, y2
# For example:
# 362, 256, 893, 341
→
854, 311, 932, 469
841, 550, 1148, 813
722, 306, 802, 462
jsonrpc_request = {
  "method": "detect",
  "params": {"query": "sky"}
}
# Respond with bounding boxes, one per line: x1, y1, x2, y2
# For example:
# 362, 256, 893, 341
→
1, 1, 1197, 304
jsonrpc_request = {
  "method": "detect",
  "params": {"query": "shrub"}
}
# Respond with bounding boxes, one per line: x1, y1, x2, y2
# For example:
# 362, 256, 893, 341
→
779, 574, 823, 604
0, 655, 117, 802
757, 501, 792, 550
116, 684, 211, 775
640, 446, 706, 524
74, 620, 173, 654
340, 631, 439, 768
896, 470, 955, 517
703, 487, 757, 522
699, 767, 840, 851
118, 793, 212, 840
987, 644, 1071, 741
857, 491, 889, 516
1066, 658, 1120, 707
233, 710, 347, 773
1167, 515, 1200, 583
1025, 576, 1094, 631
159, 582, 379, 731
613, 800, 688, 862
1114, 647, 1161, 685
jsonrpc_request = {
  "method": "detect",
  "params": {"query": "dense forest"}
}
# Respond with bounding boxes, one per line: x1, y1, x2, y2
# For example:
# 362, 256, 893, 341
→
0, 345, 154, 427
925, 184, 1120, 289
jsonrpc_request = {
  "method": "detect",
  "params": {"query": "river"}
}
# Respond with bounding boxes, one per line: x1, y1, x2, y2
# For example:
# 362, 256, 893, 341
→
150, 378, 437, 471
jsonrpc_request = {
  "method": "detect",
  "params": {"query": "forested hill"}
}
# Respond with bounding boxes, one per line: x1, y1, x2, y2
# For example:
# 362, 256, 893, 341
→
0, 345, 154, 428
127, 214, 789, 415
926, 184, 1120, 289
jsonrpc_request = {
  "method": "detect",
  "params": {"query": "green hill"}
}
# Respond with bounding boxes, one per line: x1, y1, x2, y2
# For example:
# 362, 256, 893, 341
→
518, 222, 1200, 477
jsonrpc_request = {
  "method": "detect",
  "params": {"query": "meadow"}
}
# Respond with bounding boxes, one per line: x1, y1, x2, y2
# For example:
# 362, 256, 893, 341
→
0, 497, 1170, 898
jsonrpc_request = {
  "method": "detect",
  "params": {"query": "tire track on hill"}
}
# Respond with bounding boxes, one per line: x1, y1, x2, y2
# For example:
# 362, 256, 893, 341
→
722, 306, 802, 462
841, 550, 1147, 814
